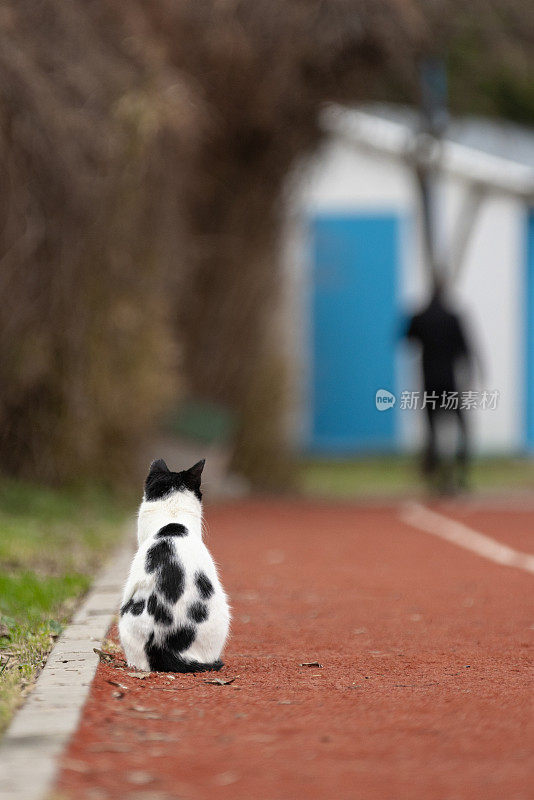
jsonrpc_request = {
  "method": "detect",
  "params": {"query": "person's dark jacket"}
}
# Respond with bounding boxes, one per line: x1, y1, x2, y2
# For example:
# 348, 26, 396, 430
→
406, 292, 470, 393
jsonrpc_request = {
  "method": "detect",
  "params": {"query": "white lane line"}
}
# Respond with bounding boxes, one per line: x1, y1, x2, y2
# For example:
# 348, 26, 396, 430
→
400, 501, 534, 575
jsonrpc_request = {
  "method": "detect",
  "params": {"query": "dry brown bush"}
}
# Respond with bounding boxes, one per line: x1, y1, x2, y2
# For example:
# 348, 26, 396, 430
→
0, 1, 194, 484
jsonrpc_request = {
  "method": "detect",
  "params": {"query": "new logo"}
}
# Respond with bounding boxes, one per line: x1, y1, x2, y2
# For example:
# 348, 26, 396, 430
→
375, 389, 396, 411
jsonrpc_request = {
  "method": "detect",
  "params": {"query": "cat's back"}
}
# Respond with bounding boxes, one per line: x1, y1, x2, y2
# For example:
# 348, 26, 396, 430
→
145, 521, 218, 573
120, 521, 229, 665
135, 521, 226, 607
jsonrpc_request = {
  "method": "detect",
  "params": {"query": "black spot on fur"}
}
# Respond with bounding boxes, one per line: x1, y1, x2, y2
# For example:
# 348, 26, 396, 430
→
188, 601, 209, 623
144, 632, 223, 673
130, 599, 145, 616
156, 523, 188, 538
145, 539, 185, 603
121, 597, 146, 617
147, 593, 172, 625
158, 560, 185, 603
195, 571, 214, 599
166, 625, 196, 652
120, 599, 133, 616
145, 539, 174, 573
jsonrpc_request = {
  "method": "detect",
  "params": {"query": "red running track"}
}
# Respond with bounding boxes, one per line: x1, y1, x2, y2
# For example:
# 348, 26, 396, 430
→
55, 500, 534, 800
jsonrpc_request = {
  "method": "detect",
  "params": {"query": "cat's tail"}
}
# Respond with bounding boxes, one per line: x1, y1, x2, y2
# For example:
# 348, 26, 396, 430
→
145, 634, 223, 673
169, 657, 224, 674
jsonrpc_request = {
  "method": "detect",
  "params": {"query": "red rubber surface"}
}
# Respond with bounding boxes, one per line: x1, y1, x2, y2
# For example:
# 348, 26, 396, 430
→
55, 501, 534, 800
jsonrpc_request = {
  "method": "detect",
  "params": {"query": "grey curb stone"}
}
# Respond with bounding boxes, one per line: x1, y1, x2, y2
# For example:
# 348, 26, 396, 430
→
0, 536, 134, 800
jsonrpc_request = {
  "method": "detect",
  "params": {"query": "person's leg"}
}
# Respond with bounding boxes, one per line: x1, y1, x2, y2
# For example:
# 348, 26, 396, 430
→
423, 404, 439, 477
455, 407, 469, 489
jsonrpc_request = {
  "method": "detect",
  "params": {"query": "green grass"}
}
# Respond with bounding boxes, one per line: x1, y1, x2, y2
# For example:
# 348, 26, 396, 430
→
299, 456, 534, 499
0, 480, 127, 734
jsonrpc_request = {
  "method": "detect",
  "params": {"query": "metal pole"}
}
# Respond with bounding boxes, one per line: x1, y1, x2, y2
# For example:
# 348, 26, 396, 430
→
417, 58, 448, 291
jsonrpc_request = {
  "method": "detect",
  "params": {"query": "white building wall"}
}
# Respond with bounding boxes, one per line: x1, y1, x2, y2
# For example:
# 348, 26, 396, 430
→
290, 137, 524, 454
443, 188, 524, 452
302, 141, 413, 212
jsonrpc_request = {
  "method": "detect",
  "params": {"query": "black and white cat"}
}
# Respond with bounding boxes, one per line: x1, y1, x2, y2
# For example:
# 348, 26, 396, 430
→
119, 459, 230, 672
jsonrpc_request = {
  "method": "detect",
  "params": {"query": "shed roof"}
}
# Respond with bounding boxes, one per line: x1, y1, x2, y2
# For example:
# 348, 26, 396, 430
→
323, 104, 534, 200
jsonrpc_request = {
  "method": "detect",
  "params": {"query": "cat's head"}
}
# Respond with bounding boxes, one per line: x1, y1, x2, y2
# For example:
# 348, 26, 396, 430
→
144, 458, 205, 503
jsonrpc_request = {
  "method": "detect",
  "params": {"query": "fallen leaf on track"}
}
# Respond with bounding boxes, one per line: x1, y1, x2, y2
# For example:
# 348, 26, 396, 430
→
126, 671, 151, 679
107, 679, 127, 690
300, 661, 323, 668
204, 675, 239, 685
93, 648, 115, 663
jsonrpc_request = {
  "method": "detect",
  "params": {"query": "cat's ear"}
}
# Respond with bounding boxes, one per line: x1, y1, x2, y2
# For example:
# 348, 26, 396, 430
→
148, 458, 170, 475
144, 458, 173, 501
184, 459, 205, 490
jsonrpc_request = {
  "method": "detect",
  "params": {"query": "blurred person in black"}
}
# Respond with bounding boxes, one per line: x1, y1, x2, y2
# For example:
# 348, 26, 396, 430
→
405, 279, 475, 493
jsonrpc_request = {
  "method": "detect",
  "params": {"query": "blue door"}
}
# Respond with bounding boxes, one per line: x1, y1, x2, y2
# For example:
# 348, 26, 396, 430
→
310, 213, 398, 452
